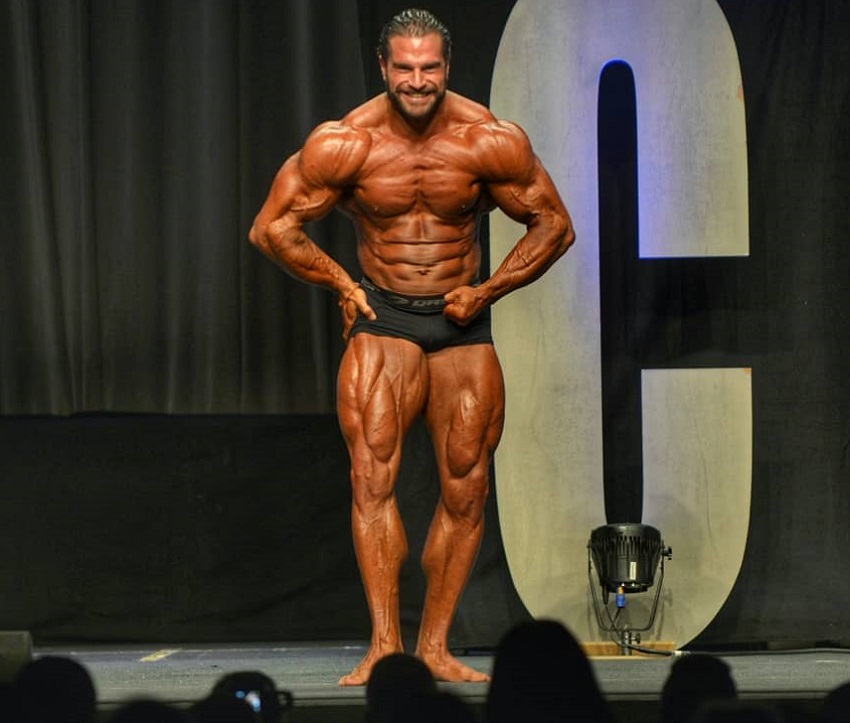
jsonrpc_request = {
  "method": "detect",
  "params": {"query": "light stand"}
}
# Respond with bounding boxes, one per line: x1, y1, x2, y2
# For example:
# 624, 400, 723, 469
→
587, 523, 672, 655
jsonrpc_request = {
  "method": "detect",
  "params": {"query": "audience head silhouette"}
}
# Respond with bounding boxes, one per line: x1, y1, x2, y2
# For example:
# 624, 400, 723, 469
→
4, 643, 836, 723
689, 699, 782, 723
200, 671, 289, 723
108, 699, 192, 723
393, 689, 477, 723
365, 653, 438, 723
1, 682, 17, 722
12, 655, 97, 723
661, 653, 737, 723
486, 618, 615, 723
820, 680, 850, 723
190, 693, 258, 723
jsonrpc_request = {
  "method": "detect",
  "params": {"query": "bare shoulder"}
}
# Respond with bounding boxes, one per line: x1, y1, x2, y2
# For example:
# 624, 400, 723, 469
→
445, 91, 497, 124
299, 113, 373, 187
463, 113, 536, 182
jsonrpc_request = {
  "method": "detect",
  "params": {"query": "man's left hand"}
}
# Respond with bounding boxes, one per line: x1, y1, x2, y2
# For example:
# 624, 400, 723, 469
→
443, 285, 485, 326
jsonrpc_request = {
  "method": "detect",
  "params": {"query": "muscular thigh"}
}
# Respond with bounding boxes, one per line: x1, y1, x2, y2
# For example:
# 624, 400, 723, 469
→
337, 333, 429, 468
424, 344, 505, 481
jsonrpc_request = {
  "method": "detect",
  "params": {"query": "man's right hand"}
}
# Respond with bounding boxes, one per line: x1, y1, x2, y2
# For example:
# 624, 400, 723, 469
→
339, 286, 376, 341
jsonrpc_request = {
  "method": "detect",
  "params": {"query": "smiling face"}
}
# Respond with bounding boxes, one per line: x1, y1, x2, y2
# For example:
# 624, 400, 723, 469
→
379, 32, 450, 129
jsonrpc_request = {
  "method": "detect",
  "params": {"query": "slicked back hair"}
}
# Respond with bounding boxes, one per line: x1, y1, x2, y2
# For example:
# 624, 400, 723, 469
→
377, 8, 452, 63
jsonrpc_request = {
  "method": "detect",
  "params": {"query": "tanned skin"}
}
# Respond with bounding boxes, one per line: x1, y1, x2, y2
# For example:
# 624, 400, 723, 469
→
249, 31, 574, 685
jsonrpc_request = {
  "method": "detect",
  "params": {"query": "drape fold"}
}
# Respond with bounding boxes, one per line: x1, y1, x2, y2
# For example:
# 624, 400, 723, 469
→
1, 0, 366, 414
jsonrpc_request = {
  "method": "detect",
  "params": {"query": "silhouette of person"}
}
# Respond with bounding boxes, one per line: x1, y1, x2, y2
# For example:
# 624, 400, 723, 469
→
1, 682, 18, 722
689, 699, 782, 723
393, 690, 477, 723
190, 695, 257, 723
194, 671, 291, 723
108, 699, 192, 723
819, 680, 850, 723
485, 619, 615, 723
12, 655, 97, 723
660, 653, 737, 723
365, 652, 437, 723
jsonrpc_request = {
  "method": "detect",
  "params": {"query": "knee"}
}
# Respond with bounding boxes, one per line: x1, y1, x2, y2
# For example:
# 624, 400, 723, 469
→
441, 465, 489, 525
349, 447, 398, 517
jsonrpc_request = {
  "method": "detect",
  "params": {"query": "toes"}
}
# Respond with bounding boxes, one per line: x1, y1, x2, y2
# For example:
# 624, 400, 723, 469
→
338, 664, 369, 687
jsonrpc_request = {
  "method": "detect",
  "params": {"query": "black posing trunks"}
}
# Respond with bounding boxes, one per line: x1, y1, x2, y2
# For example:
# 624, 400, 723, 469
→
348, 276, 493, 354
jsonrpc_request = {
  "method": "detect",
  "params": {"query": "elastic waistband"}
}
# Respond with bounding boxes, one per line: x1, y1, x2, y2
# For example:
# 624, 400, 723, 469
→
360, 277, 447, 314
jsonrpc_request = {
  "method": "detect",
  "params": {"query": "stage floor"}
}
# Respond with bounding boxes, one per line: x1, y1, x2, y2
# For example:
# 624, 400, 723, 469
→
34, 642, 850, 722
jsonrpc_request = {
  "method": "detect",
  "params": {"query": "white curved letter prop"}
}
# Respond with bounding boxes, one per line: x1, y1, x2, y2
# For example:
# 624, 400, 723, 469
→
489, 0, 750, 646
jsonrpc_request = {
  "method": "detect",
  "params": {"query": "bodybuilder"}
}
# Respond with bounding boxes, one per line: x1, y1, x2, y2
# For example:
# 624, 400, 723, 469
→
249, 9, 575, 685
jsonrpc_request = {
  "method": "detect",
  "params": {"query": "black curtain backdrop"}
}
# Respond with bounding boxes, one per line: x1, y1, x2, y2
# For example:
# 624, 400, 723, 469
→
1, 0, 366, 414
1, 0, 849, 648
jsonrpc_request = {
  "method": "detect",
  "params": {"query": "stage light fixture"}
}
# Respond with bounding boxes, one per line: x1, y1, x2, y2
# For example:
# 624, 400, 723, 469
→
587, 523, 672, 654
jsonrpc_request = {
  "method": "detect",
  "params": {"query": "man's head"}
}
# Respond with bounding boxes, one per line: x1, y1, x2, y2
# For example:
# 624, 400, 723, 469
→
377, 9, 451, 128
377, 8, 452, 64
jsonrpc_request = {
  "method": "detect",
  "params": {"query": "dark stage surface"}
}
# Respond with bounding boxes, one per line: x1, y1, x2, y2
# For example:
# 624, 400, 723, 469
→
33, 642, 850, 723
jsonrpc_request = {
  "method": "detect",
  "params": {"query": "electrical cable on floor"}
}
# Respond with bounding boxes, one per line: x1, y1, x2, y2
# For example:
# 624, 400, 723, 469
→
689, 646, 850, 657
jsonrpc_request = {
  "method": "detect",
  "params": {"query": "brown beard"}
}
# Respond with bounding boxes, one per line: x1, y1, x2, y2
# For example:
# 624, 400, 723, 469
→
386, 84, 446, 127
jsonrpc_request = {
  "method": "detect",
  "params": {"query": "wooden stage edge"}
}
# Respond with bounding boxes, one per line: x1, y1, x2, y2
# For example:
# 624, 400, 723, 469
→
583, 640, 678, 657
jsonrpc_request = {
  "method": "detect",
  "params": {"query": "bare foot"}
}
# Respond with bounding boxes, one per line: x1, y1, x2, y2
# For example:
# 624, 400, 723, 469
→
338, 646, 401, 687
418, 649, 491, 683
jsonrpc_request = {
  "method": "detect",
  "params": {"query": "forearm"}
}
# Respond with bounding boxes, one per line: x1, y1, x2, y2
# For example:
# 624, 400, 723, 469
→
481, 212, 574, 304
250, 221, 357, 296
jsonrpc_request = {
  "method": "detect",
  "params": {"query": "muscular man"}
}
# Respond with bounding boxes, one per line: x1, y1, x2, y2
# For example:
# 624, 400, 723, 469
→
249, 9, 574, 685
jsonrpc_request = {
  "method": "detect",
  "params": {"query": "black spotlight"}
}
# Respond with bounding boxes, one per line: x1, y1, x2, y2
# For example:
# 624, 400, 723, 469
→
587, 523, 672, 654
589, 523, 667, 594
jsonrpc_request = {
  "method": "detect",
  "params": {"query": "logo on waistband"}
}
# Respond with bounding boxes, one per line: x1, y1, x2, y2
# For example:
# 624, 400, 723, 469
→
388, 296, 446, 309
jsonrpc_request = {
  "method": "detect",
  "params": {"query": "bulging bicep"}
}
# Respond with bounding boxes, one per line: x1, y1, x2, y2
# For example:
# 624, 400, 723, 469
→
477, 121, 546, 222
487, 157, 562, 226
254, 154, 342, 239
484, 123, 571, 231
255, 122, 370, 233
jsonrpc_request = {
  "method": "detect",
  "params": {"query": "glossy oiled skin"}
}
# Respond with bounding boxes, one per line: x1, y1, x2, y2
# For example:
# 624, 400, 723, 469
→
250, 31, 574, 685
